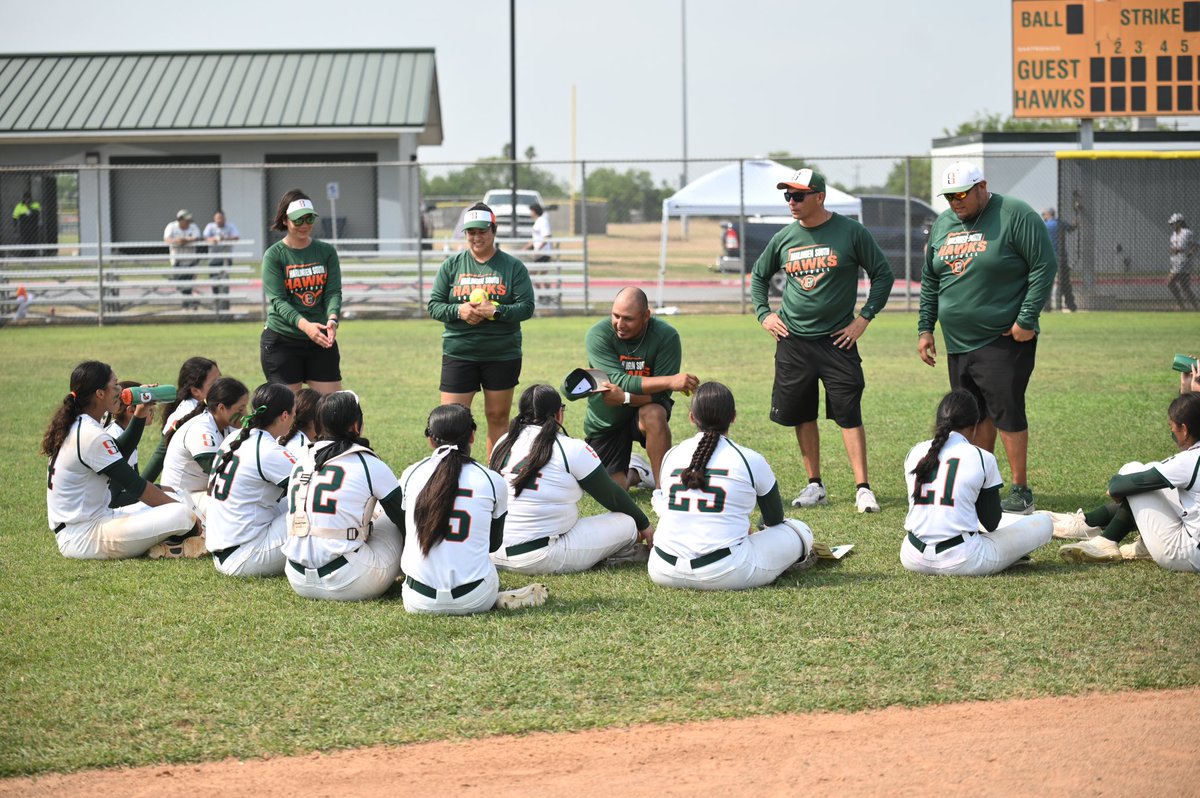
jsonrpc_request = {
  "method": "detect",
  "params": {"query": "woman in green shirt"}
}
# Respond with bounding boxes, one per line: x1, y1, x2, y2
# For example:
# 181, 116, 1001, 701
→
428, 202, 535, 456
259, 189, 344, 394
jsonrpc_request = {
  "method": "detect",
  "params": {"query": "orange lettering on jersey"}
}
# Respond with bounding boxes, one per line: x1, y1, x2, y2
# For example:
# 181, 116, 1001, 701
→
283, 262, 328, 307
938, 231, 988, 276
454, 273, 508, 301
619, 355, 650, 377
784, 244, 839, 291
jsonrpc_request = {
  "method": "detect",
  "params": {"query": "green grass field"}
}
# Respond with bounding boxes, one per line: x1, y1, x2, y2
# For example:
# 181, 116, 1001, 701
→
2, 312, 1199, 777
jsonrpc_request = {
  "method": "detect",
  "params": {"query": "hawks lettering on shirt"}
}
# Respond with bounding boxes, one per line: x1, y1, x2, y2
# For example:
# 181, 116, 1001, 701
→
937, 231, 989, 275
450, 272, 510, 299
785, 244, 839, 291
283, 262, 328, 307
619, 355, 649, 376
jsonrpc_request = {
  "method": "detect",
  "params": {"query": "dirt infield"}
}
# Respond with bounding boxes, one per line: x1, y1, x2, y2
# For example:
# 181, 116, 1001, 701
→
6, 688, 1199, 797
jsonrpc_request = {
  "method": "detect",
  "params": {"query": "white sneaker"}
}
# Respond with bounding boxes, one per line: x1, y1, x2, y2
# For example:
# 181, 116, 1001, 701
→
1058, 536, 1122, 564
1119, 536, 1153, 561
1046, 509, 1101, 540
495, 583, 549, 610
627, 454, 655, 490
792, 482, 828, 508
855, 487, 880, 513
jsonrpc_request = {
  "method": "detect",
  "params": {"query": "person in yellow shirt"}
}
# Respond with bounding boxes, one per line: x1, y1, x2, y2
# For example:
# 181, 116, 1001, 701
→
12, 191, 41, 257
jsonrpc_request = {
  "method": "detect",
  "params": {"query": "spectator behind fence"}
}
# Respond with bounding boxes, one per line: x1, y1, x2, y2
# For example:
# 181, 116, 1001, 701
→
1042, 207, 1077, 313
163, 209, 202, 310
260, 190, 344, 394
1168, 213, 1199, 311
524, 203, 552, 262
203, 210, 239, 312
13, 191, 41, 258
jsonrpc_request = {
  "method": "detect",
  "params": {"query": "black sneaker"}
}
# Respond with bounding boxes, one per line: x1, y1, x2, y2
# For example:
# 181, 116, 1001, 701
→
1001, 485, 1035, 514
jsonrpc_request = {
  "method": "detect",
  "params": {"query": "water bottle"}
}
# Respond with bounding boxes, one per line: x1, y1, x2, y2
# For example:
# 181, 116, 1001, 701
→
1172, 354, 1198, 373
120, 384, 177, 405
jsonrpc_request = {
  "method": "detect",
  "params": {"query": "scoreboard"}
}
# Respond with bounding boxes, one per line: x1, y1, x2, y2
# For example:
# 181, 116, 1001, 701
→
1013, 0, 1200, 117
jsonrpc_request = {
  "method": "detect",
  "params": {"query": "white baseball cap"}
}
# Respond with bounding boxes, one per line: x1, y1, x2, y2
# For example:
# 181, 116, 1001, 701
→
286, 199, 318, 221
939, 161, 985, 195
1169, 212, 1185, 225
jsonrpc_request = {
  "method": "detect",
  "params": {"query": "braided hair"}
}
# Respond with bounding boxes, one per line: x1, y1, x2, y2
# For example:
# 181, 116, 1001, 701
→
279, 387, 321, 447
313, 391, 374, 471
910, 390, 982, 500
161, 376, 247, 453
163, 357, 219, 422
209, 383, 294, 492
415, 404, 477, 556
678, 381, 735, 489
489, 384, 563, 497
41, 361, 113, 458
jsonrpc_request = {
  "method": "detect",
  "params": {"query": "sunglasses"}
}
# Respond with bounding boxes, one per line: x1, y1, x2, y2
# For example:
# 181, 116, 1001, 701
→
943, 186, 976, 202
291, 214, 317, 226
784, 190, 818, 202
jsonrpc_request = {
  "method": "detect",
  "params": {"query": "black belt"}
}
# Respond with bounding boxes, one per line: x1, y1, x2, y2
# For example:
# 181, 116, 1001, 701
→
288, 555, 349, 578
53, 522, 66, 534
907, 531, 965, 554
405, 575, 485, 600
654, 546, 732, 569
211, 545, 240, 565
504, 536, 551, 557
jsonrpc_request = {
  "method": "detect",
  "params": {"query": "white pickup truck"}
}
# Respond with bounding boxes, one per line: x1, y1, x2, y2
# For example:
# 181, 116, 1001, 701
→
482, 189, 543, 238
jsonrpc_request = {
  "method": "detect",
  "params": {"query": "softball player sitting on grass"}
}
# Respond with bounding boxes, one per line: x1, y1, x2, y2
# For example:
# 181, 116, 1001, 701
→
43, 361, 196, 560
489, 384, 652, 575
648, 381, 815, 591
1053, 393, 1200, 571
105, 379, 150, 508
158, 376, 248, 537
205, 383, 298, 577
400, 404, 547, 614
282, 391, 404, 601
140, 356, 220, 482
902, 390, 1051, 576
280, 387, 320, 455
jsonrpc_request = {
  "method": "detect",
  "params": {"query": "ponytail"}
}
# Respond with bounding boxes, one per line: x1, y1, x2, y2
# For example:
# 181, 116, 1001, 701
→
164, 356, 218, 421
210, 383, 294, 491
677, 381, 732, 489
489, 384, 563, 497
416, 404, 476, 555
911, 390, 981, 500
42, 361, 112, 458
313, 390, 373, 472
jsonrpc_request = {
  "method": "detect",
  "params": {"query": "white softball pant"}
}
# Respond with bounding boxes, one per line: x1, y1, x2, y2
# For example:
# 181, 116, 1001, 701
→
285, 517, 403, 601
1120, 461, 1200, 573
491, 512, 638, 575
401, 567, 501, 615
55, 502, 195, 560
900, 513, 1051, 576
212, 513, 288, 578
648, 518, 812, 591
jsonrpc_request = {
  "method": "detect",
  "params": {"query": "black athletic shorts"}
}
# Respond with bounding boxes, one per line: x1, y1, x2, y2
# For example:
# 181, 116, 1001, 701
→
586, 399, 673, 476
440, 356, 522, 394
947, 335, 1037, 432
769, 335, 864, 428
260, 328, 342, 385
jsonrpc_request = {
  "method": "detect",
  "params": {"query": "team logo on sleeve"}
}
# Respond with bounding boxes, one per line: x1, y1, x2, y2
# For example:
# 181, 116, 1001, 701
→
937, 231, 988, 275
785, 245, 839, 290
101, 439, 119, 456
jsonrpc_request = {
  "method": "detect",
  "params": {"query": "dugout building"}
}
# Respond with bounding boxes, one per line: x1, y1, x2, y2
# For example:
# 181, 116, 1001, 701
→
0, 49, 443, 251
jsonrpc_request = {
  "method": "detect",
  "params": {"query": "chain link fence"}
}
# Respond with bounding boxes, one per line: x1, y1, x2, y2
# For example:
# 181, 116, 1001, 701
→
0, 152, 1189, 325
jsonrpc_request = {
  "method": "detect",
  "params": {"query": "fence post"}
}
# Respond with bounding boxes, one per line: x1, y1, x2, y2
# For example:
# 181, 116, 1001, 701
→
94, 165, 106, 327
415, 161, 425, 309
738, 158, 746, 315
904, 155, 912, 312
581, 160, 589, 313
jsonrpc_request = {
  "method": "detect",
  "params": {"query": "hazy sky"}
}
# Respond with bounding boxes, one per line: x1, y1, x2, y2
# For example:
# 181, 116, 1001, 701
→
6, 0, 1105, 186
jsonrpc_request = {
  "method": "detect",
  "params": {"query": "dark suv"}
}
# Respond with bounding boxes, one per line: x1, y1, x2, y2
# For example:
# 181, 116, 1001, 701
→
717, 195, 939, 284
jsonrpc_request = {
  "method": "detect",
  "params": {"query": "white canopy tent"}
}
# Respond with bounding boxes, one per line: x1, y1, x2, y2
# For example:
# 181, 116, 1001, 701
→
656, 159, 862, 307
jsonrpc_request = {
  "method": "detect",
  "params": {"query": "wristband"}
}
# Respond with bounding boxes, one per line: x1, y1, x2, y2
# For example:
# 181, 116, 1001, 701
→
327, 318, 339, 328
623, 392, 631, 406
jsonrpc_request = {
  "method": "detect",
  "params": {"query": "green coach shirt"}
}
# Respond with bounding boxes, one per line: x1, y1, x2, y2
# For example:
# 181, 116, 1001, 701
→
918, 193, 1058, 354
261, 239, 343, 339
427, 248, 535, 362
583, 316, 682, 437
751, 213, 894, 337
